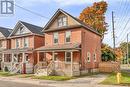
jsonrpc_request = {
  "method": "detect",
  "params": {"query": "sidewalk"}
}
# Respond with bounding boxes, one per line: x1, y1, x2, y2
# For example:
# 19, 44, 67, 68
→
0, 74, 127, 87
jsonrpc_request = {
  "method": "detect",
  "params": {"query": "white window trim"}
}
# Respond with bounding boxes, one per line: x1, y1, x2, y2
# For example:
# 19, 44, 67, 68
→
53, 32, 59, 44
94, 53, 96, 62
16, 39, 20, 48
24, 37, 29, 48
65, 52, 71, 63
65, 31, 71, 43
87, 52, 91, 62
57, 16, 67, 27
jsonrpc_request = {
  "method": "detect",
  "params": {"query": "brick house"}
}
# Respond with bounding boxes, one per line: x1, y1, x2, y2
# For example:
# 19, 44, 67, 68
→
0, 27, 12, 70
35, 9, 101, 76
2, 21, 44, 73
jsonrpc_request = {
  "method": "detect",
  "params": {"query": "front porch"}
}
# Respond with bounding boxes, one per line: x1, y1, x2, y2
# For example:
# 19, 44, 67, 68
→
35, 43, 81, 76
1, 49, 34, 74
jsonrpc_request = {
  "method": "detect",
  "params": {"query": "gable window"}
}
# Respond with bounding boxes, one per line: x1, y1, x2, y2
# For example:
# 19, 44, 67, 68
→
19, 26, 24, 34
0, 41, 2, 48
65, 31, 71, 43
16, 39, 20, 48
24, 38, 29, 48
58, 16, 67, 27
87, 52, 91, 62
65, 52, 71, 63
53, 32, 58, 44
93, 53, 96, 62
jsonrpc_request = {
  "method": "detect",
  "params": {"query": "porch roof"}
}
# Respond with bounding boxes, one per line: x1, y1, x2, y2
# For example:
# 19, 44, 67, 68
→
2, 48, 34, 54
35, 43, 81, 52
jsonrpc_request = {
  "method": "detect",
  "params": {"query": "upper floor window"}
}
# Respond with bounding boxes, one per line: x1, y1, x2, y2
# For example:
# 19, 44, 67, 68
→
58, 16, 67, 27
16, 39, 20, 48
65, 52, 71, 63
53, 32, 58, 44
19, 26, 24, 34
93, 53, 96, 62
0, 41, 2, 48
24, 38, 29, 48
65, 31, 71, 43
87, 52, 91, 62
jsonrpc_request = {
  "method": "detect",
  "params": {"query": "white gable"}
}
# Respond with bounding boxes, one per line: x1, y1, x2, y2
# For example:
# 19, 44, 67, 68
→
14, 25, 31, 35
0, 32, 4, 37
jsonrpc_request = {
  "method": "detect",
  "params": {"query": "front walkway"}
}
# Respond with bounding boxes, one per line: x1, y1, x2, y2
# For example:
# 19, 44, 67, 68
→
0, 74, 127, 87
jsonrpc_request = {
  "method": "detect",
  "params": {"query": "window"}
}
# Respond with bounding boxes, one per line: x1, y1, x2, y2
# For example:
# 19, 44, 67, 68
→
24, 38, 29, 48
53, 32, 58, 44
93, 53, 96, 62
87, 52, 91, 62
0, 41, 2, 48
16, 39, 20, 48
58, 16, 67, 27
19, 26, 24, 34
65, 31, 71, 43
65, 52, 71, 62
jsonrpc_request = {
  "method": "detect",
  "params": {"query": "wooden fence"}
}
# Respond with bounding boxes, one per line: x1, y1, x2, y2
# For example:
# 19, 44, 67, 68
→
99, 62, 120, 73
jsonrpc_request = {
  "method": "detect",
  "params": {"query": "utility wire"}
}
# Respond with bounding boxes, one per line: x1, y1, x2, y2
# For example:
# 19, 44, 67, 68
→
13, 3, 49, 19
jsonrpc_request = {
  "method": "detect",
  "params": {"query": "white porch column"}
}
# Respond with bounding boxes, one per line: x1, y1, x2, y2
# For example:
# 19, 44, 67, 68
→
11, 53, 14, 72
71, 51, 73, 76
22, 53, 25, 63
22, 53, 26, 74
2, 53, 4, 71
2, 53, 4, 62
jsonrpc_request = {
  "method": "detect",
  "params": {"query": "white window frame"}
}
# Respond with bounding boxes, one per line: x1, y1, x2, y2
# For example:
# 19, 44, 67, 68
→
24, 37, 29, 48
58, 16, 67, 27
87, 52, 91, 62
19, 26, 24, 34
0, 40, 2, 48
93, 53, 96, 62
65, 31, 71, 43
53, 32, 58, 44
65, 52, 71, 63
16, 39, 20, 48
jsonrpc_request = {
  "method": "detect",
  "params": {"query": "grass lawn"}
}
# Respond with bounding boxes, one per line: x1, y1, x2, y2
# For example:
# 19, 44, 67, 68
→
32, 76, 74, 81
101, 72, 130, 86
0, 71, 17, 77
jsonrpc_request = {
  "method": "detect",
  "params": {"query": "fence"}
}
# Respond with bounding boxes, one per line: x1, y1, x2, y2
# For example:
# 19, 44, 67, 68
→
99, 62, 120, 73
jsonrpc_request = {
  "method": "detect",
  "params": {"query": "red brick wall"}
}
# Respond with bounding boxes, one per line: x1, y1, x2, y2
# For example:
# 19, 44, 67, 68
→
34, 35, 44, 49
81, 28, 101, 70
45, 28, 82, 46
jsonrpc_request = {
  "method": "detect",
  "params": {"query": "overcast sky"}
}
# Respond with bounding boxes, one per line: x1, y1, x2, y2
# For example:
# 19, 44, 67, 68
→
0, 0, 129, 47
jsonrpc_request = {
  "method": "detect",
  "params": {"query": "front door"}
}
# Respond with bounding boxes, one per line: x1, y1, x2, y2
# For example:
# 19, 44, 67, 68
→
54, 53, 59, 69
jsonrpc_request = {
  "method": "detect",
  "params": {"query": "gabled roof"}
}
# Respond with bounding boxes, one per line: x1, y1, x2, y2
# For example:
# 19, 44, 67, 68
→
0, 27, 12, 37
10, 21, 43, 36
42, 9, 101, 36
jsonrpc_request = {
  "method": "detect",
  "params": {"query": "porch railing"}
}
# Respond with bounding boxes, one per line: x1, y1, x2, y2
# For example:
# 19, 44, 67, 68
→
34, 61, 48, 73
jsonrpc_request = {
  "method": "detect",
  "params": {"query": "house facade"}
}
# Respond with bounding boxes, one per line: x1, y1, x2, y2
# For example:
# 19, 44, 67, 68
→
0, 27, 11, 70
35, 9, 101, 76
2, 21, 44, 74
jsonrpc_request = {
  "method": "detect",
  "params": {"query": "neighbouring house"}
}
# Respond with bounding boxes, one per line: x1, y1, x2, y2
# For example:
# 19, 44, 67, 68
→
0, 27, 12, 70
1, 21, 44, 74
35, 9, 101, 76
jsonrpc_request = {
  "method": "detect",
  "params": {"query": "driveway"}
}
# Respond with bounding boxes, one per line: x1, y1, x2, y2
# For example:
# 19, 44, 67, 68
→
0, 74, 127, 87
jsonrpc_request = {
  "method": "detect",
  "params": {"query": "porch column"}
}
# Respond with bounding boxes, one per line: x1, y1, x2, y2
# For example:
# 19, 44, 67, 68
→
71, 51, 73, 76
52, 51, 55, 73
11, 53, 14, 72
22, 53, 26, 74
2, 53, 4, 71
2, 53, 4, 62
37, 52, 40, 63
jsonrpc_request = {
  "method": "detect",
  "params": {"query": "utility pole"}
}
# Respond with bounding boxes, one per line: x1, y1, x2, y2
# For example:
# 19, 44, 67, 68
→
127, 34, 129, 64
112, 11, 116, 51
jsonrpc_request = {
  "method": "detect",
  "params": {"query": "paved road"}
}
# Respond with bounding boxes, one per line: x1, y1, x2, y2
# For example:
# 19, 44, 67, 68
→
0, 80, 54, 87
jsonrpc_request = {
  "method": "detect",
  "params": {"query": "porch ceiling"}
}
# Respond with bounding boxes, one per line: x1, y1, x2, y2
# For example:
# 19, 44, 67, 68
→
35, 43, 81, 52
2, 48, 34, 54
